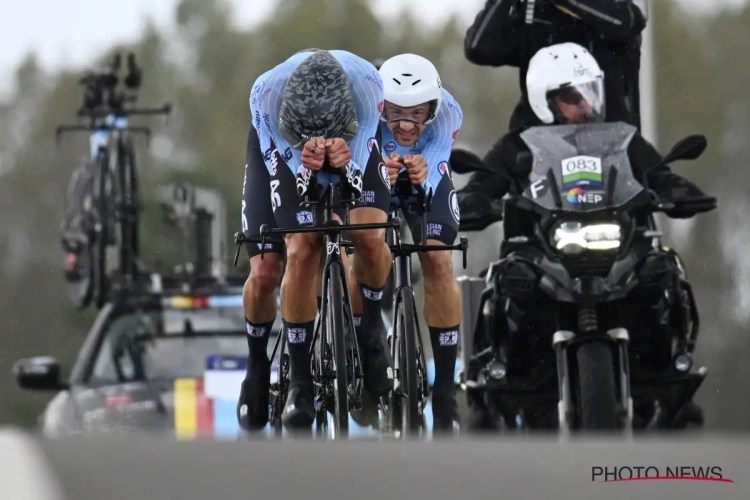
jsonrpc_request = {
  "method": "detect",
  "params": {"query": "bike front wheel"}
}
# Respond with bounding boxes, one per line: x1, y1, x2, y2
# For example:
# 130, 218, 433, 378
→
397, 288, 421, 435
327, 263, 349, 438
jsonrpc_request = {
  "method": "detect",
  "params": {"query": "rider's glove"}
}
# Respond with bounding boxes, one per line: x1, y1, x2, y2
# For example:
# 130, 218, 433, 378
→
457, 189, 492, 218
652, 176, 717, 219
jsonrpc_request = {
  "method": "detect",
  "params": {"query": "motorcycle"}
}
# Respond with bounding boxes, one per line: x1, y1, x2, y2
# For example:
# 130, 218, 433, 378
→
453, 122, 715, 433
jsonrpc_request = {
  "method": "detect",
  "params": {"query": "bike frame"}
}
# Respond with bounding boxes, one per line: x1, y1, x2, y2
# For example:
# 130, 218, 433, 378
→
381, 175, 468, 435
234, 169, 396, 436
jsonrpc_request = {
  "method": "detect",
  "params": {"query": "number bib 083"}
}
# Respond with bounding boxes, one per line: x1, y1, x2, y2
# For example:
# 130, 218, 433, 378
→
561, 155, 603, 190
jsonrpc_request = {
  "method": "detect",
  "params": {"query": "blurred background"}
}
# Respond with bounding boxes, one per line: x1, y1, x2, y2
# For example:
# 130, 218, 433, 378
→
0, 0, 748, 430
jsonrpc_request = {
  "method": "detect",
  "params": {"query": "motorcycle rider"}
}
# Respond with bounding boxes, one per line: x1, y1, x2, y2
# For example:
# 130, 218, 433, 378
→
464, 0, 649, 131
373, 53, 464, 430
238, 49, 394, 430
457, 42, 715, 429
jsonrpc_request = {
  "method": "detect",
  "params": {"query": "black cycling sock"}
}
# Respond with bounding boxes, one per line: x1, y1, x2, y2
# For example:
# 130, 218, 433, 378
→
358, 282, 385, 334
284, 320, 315, 386
429, 325, 460, 396
245, 319, 273, 368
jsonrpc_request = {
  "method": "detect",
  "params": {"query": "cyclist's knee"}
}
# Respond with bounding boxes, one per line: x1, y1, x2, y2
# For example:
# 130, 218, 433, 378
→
247, 255, 283, 295
419, 243, 454, 283
285, 233, 322, 274
349, 228, 386, 262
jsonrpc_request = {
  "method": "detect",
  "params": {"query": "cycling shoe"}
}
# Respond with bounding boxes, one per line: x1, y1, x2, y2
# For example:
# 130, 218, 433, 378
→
282, 383, 315, 429
237, 358, 271, 431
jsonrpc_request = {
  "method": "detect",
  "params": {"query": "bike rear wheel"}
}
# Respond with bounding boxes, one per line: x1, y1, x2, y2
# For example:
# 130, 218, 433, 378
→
117, 136, 141, 281
271, 333, 289, 437
92, 151, 111, 309
327, 263, 349, 437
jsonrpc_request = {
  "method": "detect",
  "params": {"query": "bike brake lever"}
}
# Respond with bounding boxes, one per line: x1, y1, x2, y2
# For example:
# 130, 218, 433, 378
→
233, 244, 241, 267
232, 232, 245, 267
460, 236, 468, 270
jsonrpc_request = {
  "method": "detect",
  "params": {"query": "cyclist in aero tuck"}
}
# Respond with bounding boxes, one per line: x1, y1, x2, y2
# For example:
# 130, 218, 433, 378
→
376, 53, 464, 432
239, 49, 394, 429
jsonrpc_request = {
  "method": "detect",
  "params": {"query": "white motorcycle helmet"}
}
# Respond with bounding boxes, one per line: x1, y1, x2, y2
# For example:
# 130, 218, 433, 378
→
379, 53, 443, 124
526, 42, 606, 125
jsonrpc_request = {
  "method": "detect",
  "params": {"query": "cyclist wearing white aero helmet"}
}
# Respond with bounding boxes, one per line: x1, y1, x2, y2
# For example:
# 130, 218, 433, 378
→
373, 53, 464, 431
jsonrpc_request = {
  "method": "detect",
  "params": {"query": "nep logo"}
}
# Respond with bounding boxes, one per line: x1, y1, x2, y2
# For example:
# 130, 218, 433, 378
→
384, 141, 397, 152
567, 187, 602, 204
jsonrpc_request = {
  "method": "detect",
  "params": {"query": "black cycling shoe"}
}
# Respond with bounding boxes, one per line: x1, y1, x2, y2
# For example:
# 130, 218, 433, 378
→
432, 392, 460, 435
236, 358, 270, 431
282, 383, 316, 429
359, 322, 394, 397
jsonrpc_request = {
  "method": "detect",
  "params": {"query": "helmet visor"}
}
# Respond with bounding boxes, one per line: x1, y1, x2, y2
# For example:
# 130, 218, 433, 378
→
548, 77, 605, 123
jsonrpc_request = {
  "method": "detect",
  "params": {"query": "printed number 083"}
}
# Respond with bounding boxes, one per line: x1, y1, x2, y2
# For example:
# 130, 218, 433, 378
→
564, 156, 600, 173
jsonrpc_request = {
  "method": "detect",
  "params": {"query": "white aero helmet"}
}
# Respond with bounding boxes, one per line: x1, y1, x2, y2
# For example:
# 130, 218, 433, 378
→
379, 53, 443, 124
526, 42, 605, 124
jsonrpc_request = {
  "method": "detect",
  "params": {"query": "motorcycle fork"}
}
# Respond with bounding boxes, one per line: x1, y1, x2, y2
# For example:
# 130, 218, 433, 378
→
552, 330, 575, 436
552, 328, 634, 435
608, 328, 634, 434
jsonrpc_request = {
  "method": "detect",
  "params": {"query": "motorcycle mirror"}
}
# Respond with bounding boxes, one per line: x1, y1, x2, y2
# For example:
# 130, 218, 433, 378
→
663, 135, 707, 164
449, 148, 494, 175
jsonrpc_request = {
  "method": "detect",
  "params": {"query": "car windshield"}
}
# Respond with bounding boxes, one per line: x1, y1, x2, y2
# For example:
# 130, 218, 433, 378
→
88, 298, 279, 383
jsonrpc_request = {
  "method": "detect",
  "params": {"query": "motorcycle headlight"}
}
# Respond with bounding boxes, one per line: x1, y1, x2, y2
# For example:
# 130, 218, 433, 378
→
551, 220, 622, 256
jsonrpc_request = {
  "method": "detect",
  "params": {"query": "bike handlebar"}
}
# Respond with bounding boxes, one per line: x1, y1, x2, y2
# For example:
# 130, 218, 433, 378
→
76, 103, 172, 119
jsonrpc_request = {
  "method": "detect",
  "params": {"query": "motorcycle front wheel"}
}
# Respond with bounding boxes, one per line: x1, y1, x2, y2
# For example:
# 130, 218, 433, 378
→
575, 341, 621, 430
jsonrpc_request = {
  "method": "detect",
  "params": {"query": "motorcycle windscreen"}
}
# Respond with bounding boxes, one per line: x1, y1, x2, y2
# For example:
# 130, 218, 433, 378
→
519, 122, 646, 213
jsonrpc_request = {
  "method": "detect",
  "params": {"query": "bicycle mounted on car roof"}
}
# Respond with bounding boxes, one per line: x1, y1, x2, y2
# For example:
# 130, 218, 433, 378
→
234, 162, 395, 438
58, 52, 172, 310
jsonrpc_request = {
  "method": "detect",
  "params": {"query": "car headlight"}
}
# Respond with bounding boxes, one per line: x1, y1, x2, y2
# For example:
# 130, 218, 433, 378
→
551, 220, 622, 255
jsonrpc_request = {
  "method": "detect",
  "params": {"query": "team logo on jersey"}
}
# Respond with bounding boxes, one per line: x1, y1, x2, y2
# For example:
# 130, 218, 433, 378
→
384, 141, 397, 152
251, 81, 265, 105
452, 129, 460, 141
438, 161, 449, 176
270, 149, 279, 176
449, 190, 460, 224
379, 162, 390, 188
368, 137, 378, 153
378, 101, 384, 114
409, 141, 421, 151
283, 147, 293, 162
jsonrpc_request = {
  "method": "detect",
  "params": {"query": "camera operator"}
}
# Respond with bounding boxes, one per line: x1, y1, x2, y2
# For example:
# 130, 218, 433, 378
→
465, 0, 648, 131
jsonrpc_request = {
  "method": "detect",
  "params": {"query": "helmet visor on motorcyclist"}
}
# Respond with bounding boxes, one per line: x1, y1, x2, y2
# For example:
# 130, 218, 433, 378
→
547, 77, 605, 124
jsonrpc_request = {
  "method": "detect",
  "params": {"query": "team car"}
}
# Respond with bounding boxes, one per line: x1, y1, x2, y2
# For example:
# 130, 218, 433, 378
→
14, 276, 415, 438
13, 276, 284, 438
